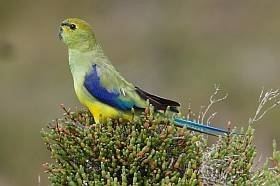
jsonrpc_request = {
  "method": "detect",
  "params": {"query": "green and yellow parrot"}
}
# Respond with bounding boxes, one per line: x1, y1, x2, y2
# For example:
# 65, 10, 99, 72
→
59, 18, 229, 136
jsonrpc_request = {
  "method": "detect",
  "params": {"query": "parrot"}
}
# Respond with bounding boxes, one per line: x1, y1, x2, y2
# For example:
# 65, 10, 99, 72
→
59, 18, 229, 136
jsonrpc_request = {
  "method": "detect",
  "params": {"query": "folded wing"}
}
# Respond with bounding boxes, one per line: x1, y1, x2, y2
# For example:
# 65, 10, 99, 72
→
84, 64, 180, 113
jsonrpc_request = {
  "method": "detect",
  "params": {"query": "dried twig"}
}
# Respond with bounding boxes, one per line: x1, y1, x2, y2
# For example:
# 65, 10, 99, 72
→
201, 84, 228, 124
249, 88, 280, 125
207, 112, 218, 125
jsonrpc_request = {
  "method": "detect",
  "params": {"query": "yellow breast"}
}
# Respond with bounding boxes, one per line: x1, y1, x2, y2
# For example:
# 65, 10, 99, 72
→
75, 86, 132, 123
86, 101, 120, 123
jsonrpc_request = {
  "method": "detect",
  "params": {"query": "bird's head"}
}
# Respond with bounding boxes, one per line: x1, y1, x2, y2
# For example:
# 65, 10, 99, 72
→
59, 18, 96, 51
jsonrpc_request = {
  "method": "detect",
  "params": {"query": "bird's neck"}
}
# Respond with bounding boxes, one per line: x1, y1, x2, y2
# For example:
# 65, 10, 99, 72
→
68, 43, 110, 86
67, 33, 96, 52
68, 43, 110, 68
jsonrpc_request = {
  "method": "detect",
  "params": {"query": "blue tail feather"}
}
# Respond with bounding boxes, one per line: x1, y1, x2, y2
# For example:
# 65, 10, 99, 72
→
173, 117, 229, 136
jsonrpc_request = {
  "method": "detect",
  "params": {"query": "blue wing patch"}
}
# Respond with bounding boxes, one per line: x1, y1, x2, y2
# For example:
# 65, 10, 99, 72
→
84, 64, 134, 110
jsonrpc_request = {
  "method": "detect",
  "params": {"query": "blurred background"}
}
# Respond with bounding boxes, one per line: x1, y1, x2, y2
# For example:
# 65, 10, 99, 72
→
0, 1, 280, 185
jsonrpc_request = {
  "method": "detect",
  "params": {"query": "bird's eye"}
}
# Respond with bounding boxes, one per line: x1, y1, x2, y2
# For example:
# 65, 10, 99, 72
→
69, 24, 76, 30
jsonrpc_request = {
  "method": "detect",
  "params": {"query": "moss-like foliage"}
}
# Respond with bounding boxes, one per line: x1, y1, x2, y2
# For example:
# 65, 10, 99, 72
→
41, 108, 280, 185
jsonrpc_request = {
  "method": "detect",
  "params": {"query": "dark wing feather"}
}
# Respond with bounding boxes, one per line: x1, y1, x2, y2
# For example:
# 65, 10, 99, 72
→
135, 87, 180, 113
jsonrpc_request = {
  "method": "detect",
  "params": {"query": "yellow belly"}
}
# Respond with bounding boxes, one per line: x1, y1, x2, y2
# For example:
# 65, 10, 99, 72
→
86, 101, 132, 123
75, 86, 132, 123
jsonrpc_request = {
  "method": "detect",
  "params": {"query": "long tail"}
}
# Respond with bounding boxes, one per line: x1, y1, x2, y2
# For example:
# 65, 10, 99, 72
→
173, 117, 229, 136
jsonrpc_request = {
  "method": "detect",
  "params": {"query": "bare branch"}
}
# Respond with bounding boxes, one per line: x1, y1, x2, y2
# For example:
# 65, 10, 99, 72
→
201, 84, 228, 124
249, 88, 280, 125
207, 112, 218, 125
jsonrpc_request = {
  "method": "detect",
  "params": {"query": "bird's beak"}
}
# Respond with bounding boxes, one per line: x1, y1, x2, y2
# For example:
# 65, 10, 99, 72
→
58, 26, 63, 40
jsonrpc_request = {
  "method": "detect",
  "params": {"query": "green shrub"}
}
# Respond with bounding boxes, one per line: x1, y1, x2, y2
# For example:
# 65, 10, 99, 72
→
41, 108, 280, 185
